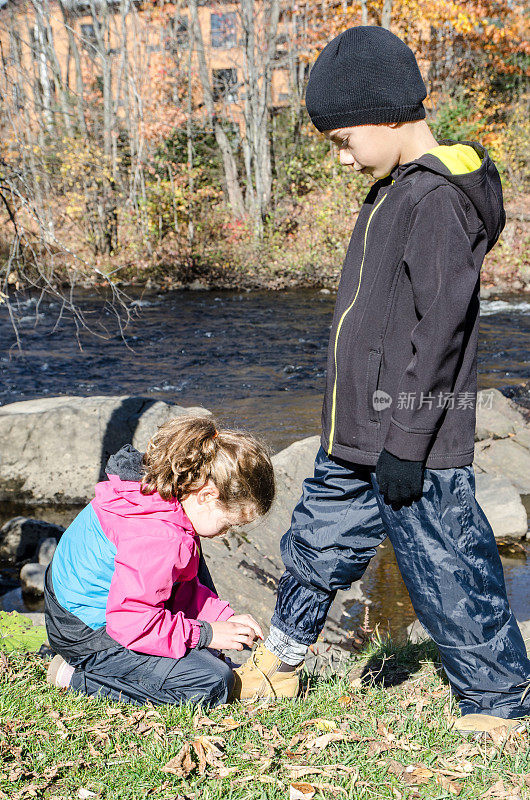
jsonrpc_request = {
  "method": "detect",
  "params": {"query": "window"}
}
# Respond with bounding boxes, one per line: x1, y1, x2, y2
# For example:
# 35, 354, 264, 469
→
12, 84, 22, 110
210, 12, 236, 48
174, 17, 189, 45
165, 16, 188, 53
80, 23, 97, 50
212, 68, 238, 103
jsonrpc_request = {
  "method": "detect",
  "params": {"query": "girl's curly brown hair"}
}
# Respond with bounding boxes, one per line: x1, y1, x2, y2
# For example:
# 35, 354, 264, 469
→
140, 414, 275, 521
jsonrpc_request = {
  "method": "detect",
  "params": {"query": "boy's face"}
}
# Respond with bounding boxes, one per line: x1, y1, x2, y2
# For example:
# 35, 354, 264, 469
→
324, 123, 401, 180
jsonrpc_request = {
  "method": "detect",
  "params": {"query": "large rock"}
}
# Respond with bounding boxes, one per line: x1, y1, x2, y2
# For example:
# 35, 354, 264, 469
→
473, 388, 530, 498
474, 438, 530, 494
20, 563, 46, 598
514, 426, 530, 451
0, 396, 210, 505
475, 473, 528, 540
202, 436, 367, 648
0, 517, 64, 565
38, 537, 58, 566
475, 388, 528, 441
201, 437, 322, 634
244, 435, 321, 571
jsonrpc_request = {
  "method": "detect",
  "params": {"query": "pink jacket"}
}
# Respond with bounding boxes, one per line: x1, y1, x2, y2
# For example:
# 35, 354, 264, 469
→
91, 473, 234, 660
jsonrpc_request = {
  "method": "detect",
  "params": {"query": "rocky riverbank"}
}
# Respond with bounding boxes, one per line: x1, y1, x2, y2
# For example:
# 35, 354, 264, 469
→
1, 390, 529, 653
81, 270, 530, 295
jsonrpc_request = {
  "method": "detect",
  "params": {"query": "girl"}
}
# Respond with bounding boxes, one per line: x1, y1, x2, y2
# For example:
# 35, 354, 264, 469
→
44, 414, 275, 708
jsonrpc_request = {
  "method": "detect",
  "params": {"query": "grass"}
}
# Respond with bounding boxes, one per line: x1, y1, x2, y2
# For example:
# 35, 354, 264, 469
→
1, 636, 529, 800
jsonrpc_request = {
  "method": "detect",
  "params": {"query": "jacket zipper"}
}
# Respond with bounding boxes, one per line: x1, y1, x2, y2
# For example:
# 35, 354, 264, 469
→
327, 182, 394, 455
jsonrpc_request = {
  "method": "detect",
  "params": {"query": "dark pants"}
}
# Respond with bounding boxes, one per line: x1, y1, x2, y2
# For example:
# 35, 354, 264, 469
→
44, 562, 234, 708
272, 446, 530, 719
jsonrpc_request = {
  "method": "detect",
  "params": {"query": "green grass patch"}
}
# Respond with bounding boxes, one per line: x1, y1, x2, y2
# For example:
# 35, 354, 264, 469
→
1, 638, 529, 799
0, 611, 48, 654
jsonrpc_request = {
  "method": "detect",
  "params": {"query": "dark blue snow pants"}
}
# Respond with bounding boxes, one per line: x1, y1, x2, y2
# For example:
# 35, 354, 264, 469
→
271, 446, 530, 719
44, 558, 234, 708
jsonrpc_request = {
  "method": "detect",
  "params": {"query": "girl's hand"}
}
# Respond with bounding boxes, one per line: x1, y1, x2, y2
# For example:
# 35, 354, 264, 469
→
210, 615, 264, 651
229, 614, 264, 642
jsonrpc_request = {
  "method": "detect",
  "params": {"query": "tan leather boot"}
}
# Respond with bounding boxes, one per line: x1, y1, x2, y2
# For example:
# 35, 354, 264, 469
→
453, 713, 527, 735
231, 644, 302, 701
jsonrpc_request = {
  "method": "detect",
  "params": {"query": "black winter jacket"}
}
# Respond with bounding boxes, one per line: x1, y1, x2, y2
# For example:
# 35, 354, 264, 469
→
321, 137, 506, 469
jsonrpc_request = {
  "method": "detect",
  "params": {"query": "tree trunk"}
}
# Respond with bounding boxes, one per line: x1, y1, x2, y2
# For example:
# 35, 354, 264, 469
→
188, 0, 245, 218
361, 0, 368, 25
382, 0, 393, 30
57, 0, 88, 136
240, 0, 279, 236
186, 30, 195, 251
88, 0, 118, 254
30, 0, 73, 136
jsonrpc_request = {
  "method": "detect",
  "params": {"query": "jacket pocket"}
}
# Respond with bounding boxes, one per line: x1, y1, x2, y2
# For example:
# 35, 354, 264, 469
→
367, 348, 383, 424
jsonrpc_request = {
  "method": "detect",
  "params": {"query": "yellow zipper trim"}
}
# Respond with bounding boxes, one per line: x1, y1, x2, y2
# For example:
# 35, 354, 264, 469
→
327, 183, 394, 455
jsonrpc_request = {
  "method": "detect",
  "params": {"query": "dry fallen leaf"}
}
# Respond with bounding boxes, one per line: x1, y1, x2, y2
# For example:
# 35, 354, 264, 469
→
193, 735, 224, 763
191, 738, 207, 775
104, 708, 125, 718
436, 773, 462, 795
383, 758, 405, 777
218, 716, 245, 731
78, 790, 96, 799
403, 764, 434, 785
215, 765, 239, 778
285, 765, 335, 780
487, 726, 527, 755
233, 775, 279, 786
310, 782, 349, 796
270, 724, 286, 745
338, 695, 352, 707
480, 778, 521, 799
162, 743, 195, 778
192, 713, 216, 729
290, 783, 316, 800
366, 740, 397, 756
304, 731, 348, 751
453, 742, 481, 760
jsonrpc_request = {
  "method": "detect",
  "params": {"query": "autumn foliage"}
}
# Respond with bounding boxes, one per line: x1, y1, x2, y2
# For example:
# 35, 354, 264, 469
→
0, 0, 527, 293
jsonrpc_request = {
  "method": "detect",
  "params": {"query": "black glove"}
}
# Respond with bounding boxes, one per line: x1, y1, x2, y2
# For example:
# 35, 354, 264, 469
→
376, 448, 424, 510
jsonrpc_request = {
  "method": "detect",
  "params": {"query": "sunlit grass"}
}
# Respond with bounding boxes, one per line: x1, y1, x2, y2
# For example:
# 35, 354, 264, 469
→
1, 638, 529, 799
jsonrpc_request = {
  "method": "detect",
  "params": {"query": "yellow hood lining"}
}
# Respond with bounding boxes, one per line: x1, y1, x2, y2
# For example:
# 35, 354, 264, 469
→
424, 143, 482, 175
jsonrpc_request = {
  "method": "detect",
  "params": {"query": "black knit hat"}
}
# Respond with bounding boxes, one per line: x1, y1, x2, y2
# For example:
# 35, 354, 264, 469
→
305, 26, 427, 132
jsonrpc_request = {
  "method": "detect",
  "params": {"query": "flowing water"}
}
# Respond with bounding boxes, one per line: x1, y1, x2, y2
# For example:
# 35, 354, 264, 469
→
1, 289, 529, 638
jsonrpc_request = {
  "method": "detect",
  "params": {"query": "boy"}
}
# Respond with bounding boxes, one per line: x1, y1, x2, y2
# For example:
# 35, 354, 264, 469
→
232, 25, 530, 734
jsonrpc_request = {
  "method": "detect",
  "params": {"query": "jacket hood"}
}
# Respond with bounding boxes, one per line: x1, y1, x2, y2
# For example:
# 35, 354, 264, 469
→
389, 138, 506, 252
106, 443, 144, 482
94, 444, 195, 529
